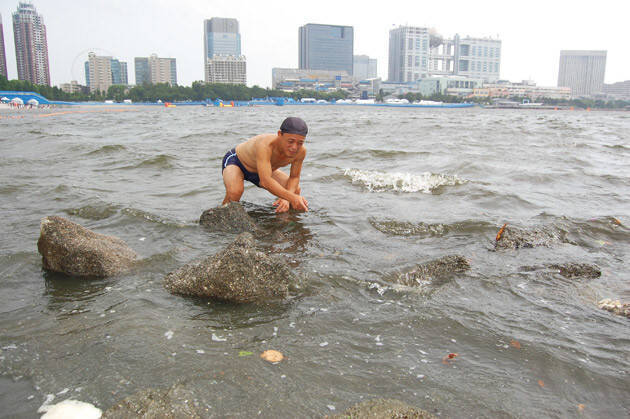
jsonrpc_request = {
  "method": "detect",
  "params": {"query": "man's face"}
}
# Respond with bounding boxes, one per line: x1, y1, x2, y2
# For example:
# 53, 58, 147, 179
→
279, 131, 306, 157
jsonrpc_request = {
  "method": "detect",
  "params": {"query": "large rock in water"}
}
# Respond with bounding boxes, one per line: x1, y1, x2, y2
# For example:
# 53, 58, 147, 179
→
164, 232, 297, 303
391, 255, 470, 286
332, 399, 436, 418
199, 202, 257, 233
494, 225, 567, 250
37, 216, 138, 277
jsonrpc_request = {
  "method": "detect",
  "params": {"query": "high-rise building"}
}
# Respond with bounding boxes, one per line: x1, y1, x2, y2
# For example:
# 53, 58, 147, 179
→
388, 26, 430, 83
84, 52, 128, 93
0, 14, 8, 79
203, 17, 246, 84
135, 54, 177, 86
452, 35, 501, 82
388, 27, 501, 83
558, 50, 607, 97
111, 59, 127, 85
353, 55, 377, 80
299, 24, 353, 76
12, 2, 50, 85
135, 57, 150, 85
204, 18, 241, 58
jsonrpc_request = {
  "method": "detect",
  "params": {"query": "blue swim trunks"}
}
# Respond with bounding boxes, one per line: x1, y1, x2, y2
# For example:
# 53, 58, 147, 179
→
222, 148, 261, 187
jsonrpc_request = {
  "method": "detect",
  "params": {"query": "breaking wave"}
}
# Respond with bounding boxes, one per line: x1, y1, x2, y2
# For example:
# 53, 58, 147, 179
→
343, 168, 466, 193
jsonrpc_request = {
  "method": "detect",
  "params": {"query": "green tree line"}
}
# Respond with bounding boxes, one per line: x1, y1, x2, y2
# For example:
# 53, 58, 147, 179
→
0, 75, 349, 103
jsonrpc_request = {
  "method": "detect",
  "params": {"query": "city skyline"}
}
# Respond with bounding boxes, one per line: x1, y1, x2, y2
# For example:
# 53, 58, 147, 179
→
0, 0, 627, 89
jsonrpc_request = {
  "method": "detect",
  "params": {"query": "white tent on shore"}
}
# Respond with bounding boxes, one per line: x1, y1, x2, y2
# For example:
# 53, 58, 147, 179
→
27, 98, 39, 105
0, 97, 9, 103
10, 97, 24, 104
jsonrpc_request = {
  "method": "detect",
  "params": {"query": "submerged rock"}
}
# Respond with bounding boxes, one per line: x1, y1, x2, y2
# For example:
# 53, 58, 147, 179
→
102, 384, 200, 418
521, 263, 601, 279
598, 299, 630, 319
332, 399, 435, 419
37, 216, 138, 277
548, 263, 601, 279
164, 232, 298, 303
494, 225, 567, 250
391, 255, 470, 286
199, 202, 257, 233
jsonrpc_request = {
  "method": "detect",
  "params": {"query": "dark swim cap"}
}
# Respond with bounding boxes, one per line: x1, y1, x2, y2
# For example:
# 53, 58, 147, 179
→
280, 117, 308, 136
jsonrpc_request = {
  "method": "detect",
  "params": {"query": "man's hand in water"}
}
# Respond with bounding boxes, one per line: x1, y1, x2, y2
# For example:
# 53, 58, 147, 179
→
273, 198, 290, 213
273, 196, 308, 213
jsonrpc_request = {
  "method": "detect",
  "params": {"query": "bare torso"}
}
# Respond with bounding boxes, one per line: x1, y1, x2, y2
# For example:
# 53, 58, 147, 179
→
235, 134, 297, 173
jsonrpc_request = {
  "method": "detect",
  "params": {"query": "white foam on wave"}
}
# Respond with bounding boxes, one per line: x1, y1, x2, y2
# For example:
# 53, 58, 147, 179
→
38, 399, 102, 418
343, 168, 465, 193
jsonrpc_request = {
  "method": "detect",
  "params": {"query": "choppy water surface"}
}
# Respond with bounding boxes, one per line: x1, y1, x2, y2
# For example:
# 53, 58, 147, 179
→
1, 105, 629, 417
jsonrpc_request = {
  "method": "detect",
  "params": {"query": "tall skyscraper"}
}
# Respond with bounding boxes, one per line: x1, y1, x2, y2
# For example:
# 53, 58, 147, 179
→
84, 52, 128, 93
299, 24, 353, 76
135, 54, 177, 85
353, 55, 377, 80
558, 50, 607, 97
388, 26, 429, 83
12, 2, 50, 85
203, 17, 246, 84
0, 14, 8, 79
204, 18, 241, 58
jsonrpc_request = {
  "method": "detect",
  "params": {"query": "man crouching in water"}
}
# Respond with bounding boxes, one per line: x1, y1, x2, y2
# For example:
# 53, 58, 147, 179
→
221, 117, 309, 213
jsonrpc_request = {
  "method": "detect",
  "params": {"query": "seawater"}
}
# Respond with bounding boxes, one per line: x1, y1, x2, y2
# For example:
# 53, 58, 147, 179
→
0, 105, 629, 417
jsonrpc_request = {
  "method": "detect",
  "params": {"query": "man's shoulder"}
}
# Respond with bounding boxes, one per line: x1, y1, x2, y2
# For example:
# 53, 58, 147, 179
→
253, 133, 277, 147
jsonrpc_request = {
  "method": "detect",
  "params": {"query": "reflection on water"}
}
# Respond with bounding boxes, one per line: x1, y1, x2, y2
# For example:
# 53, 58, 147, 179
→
0, 106, 629, 417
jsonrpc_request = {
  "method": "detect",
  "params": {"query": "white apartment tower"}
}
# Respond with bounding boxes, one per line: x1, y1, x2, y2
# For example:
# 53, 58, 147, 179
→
388, 26, 430, 83
388, 26, 501, 83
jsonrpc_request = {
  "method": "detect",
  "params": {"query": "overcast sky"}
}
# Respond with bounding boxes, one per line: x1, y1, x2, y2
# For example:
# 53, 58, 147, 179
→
1, 0, 627, 88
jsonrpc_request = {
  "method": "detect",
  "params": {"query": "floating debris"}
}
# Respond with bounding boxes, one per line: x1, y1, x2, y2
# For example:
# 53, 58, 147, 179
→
496, 223, 507, 241
260, 350, 284, 363
441, 353, 458, 364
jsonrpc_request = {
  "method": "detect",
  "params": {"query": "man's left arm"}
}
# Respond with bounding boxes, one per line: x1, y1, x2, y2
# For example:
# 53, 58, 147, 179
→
273, 150, 307, 213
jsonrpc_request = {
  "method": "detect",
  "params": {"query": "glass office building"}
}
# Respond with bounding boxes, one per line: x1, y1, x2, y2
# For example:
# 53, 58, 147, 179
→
204, 18, 241, 59
135, 57, 150, 85
299, 24, 353, 76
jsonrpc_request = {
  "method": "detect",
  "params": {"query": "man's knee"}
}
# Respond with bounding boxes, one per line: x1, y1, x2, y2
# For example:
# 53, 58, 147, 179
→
225, 184, 244, 201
